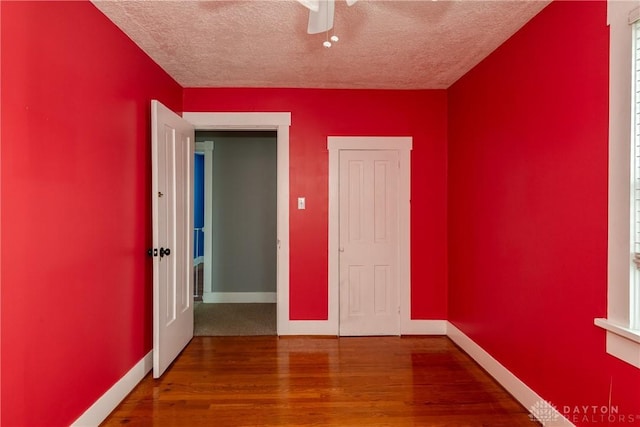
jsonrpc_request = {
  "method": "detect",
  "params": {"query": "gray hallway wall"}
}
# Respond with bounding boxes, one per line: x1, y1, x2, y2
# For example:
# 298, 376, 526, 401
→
196, 131, 277, 295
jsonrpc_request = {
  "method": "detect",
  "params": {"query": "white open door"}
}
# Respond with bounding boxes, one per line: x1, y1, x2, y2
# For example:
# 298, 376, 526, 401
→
151, 100, 195, 378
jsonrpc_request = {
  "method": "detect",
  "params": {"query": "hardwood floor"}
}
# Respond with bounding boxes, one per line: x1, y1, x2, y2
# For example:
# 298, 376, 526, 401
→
102, 336, 538, 426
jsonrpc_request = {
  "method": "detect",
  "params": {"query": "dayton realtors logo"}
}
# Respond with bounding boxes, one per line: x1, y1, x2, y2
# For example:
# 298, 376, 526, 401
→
561, 405, 638, 424
528, 400, 560, 424
529, 400, 640, 424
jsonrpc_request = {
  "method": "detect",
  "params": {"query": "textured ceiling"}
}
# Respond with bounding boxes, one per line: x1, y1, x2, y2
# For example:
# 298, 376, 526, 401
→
91, 0, 549, 89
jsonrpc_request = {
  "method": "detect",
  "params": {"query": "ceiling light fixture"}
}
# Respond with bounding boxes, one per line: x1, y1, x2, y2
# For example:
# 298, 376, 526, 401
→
298, 0, 357, 47
325, 33, 338, 48
322, 4, 340, 48
324, 2, 332, 48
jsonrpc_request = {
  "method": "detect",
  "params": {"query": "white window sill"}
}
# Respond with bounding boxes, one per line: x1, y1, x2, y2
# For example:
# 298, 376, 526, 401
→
594, 318, 640, 368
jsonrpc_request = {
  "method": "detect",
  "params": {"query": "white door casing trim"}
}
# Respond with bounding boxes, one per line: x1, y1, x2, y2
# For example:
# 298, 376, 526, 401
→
195, 141, 213, 300
328, 137, 412, 335
183, 112, 291, 335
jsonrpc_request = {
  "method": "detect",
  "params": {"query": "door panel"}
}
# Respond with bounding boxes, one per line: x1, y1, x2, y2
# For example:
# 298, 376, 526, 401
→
339, 150, 400, 336
152, 100, 194, 378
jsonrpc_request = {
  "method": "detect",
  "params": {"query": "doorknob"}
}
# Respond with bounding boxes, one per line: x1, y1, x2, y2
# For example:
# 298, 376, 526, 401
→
160, 247, 171, 257
339, 247, 345, 252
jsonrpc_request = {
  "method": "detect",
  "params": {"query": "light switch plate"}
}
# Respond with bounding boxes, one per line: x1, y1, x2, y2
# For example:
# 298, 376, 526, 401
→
298, 197, 306, 210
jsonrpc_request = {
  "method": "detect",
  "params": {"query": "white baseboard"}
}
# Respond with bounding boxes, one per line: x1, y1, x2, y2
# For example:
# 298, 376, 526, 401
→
446, 322, 573, 427
278, 320, 338, 336
71, 351, 153, 427
401, 319, 447, 335
277, 319, 448, 336
202, 292, 276, 303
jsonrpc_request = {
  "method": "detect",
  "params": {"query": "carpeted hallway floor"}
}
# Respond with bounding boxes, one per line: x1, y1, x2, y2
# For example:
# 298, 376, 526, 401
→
194, 302, 277, 336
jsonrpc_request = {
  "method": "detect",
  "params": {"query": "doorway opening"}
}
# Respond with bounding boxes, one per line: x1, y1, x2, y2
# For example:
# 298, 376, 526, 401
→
194, 152, 205, 301
194, 130, 277, 336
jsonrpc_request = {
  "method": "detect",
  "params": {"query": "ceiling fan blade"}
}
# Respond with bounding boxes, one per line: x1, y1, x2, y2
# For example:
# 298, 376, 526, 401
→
307, 0, 334, 34
297, 0, 319, 12
346, 0, 357, 6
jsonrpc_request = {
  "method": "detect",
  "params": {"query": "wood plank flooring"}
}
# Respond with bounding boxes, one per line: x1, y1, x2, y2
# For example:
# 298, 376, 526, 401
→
102, 336, 538, 426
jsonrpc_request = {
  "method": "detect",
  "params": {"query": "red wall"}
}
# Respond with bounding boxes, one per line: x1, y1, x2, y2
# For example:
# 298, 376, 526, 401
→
184, 88, 448, 320
8, 0, 633, 425
448, 1, 640, 422
0, 2, 183, 426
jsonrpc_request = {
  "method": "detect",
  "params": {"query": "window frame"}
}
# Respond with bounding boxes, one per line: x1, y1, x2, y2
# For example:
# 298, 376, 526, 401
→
596, 0, 640, 369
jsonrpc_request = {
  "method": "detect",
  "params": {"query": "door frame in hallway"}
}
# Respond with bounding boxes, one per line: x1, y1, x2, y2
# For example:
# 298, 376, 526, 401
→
184, 112, 290, 334
194, 141, 213, 302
